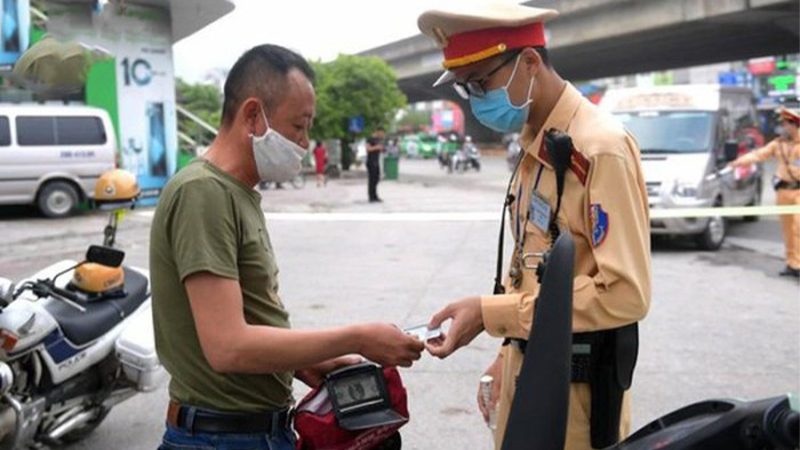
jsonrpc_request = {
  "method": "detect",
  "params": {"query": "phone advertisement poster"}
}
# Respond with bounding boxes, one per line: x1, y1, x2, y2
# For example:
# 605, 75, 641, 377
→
0, 0, 30, 70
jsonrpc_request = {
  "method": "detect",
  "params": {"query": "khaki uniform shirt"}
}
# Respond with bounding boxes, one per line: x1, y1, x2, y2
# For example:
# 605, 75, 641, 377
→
734, 137, 800, 182
481, 84, 652, 449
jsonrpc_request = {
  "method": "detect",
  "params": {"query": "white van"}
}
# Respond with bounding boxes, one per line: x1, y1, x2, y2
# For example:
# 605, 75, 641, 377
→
600, 85, 763, 250
0, 105, 117, 217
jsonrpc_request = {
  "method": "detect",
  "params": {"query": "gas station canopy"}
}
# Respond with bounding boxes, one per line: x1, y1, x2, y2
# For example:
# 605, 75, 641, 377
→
59, 0, 235, 43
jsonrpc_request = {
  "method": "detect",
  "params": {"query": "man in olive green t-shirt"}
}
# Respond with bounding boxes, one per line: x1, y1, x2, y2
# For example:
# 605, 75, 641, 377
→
151, 44, 424, 450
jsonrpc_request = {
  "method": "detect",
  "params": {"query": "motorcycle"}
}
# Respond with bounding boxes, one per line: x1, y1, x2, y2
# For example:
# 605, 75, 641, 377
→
0, 171, 162, 449
454, 142, 481, 173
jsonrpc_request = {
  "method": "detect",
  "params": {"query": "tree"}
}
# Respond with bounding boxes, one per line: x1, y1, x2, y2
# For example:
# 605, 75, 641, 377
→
310, 55, 406, 141
175, 78, 222, 148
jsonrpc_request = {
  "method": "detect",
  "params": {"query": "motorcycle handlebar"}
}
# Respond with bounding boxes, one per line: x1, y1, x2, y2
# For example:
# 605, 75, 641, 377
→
49, 285, 80, 303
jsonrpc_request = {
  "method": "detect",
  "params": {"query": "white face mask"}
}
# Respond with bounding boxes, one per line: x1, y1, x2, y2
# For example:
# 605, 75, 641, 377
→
251, 108, 307, 183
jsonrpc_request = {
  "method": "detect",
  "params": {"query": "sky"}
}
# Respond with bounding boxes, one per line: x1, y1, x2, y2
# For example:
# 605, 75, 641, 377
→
172, 0, 521, 83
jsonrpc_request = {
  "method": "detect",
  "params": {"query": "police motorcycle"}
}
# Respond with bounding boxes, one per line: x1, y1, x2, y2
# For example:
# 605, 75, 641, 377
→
0, 170, 161, 449
496, 131, 799, 450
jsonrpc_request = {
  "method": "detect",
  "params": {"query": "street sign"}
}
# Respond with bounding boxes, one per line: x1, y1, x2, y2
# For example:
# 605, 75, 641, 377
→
348, 116, 364, 134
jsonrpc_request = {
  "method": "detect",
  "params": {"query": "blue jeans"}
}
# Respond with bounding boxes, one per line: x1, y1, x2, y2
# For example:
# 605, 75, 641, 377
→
158, 423, 296, 450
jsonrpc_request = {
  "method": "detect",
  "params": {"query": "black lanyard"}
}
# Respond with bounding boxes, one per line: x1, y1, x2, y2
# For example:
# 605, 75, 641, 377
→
494, 130, 574, 295
494, 152, 525, 295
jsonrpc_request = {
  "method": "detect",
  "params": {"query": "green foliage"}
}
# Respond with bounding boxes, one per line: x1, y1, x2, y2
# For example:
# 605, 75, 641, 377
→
311, 55, 406, 141
176, 78, 221, 146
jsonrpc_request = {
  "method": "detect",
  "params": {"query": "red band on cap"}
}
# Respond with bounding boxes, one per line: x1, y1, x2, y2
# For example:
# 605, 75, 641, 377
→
780, 110, 800, 126
443, 23, 546, 66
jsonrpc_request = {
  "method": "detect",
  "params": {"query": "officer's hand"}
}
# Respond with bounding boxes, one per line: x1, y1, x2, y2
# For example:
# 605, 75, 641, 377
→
477, 354, 503, 424
358, 323, 424, 368
296, 356, 363, 388
425, 296, 484, 359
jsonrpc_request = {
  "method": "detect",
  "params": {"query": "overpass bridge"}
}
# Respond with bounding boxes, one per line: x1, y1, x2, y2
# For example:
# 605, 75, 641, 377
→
360, 0, 799, 141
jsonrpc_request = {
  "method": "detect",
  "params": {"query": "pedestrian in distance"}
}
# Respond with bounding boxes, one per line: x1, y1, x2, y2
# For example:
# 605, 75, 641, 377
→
367, 127, 385, 202
313, 140, 327, 187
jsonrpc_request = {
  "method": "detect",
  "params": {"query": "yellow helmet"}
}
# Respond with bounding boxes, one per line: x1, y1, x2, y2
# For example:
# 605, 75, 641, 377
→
94, 169, 140, 206
70, 263, 124, 294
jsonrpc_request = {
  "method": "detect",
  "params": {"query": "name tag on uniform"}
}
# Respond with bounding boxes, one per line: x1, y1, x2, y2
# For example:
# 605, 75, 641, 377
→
529, 192, 551, 231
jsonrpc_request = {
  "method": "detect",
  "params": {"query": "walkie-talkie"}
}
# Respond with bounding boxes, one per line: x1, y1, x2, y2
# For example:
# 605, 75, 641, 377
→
543, 129, 575, 245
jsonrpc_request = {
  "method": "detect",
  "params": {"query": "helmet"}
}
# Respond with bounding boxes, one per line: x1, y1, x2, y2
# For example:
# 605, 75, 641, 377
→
94, 169, 140, 207
70, 263, 124, 295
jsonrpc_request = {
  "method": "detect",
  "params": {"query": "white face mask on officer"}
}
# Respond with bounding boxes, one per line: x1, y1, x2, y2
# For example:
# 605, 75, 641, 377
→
250, 107, 307, 184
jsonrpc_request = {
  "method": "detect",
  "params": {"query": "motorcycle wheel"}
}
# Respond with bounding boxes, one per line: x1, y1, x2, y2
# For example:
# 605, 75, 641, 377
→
58, 406, 111, 444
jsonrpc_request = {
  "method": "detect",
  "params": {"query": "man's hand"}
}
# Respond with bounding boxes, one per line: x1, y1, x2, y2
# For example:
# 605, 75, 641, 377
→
357, 323, 424, 368
296, 355, 363, 388
425, 296, 484, 359
477, 354, 503, 424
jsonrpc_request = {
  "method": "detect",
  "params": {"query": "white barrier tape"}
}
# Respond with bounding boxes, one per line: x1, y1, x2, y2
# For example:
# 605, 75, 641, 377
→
650, 205, 800, 219
263, 212, 497, 222
137, 206, 799, 222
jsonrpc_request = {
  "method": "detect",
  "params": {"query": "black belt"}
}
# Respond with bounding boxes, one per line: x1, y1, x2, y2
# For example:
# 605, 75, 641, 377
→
167, 400, 291, 435
508, 338, 592, 382
775, 180, 800, 190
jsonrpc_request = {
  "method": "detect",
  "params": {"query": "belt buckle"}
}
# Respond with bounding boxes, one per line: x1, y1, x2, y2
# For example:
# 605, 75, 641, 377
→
521, 252, 545, 270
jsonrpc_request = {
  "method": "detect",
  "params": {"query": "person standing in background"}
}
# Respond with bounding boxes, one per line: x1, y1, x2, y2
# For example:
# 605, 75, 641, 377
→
730, 108, 800, 279
313, 141, 327, 187
366, 127, 385, 202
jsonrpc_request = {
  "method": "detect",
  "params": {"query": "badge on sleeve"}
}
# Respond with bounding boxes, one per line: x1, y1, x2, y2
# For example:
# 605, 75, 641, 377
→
590, 204, 609, 247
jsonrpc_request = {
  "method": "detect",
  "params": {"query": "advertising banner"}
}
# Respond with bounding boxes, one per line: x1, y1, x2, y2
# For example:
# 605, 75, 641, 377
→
47, 1, 178, 203
0, 0, 30, 70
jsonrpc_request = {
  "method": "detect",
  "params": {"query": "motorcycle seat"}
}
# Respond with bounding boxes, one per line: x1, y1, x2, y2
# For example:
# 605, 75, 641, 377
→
45, 267, 149, 347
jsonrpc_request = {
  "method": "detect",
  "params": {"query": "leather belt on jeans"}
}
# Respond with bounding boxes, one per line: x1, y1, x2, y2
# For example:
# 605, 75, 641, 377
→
167, 400, 291, 435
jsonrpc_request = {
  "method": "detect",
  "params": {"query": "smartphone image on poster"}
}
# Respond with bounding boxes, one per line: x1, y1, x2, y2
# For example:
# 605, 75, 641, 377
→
2, 0, 20, 53
147, 102, 167, 177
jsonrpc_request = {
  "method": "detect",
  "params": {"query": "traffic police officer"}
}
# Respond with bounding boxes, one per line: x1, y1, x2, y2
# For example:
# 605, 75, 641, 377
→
730, 108, 800, 279
418, 3, 652, 449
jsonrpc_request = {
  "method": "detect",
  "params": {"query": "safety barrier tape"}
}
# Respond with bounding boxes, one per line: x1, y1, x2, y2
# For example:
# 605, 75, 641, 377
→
650, 205, 800, 219
136, 206, 799, 222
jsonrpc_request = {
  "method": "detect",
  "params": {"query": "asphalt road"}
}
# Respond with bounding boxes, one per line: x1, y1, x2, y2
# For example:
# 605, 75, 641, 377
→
0, 157, 796, 450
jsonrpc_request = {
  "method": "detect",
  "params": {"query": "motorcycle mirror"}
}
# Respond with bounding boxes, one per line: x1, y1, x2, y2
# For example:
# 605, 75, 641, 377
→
0, 278, 14, 305
85, 245, 125, 268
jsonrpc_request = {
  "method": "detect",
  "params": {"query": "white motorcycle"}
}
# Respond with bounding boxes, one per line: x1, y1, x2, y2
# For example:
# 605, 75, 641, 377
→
0, 243, 161, 449
0, 169, 162, 449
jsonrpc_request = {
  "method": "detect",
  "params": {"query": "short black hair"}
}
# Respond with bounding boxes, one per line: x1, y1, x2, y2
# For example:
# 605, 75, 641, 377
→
533, 47, 551, 67
221, 44, 315, 126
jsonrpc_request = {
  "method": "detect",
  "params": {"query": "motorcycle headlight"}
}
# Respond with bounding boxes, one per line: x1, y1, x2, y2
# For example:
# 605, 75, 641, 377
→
672, 182, 699, 198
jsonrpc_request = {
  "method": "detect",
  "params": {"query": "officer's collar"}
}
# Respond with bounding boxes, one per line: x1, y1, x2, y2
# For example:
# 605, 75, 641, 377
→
521, 82, 583, 169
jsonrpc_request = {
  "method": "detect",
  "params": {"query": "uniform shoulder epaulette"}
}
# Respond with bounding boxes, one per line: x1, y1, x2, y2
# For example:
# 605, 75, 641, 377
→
537, 141, 590, 185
